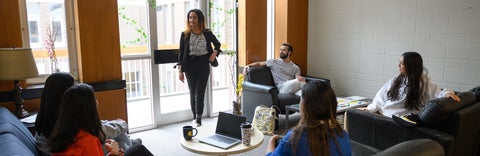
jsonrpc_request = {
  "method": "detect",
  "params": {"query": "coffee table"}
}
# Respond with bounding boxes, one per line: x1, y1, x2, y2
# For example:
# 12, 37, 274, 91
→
180, 124, 264, 155
284, 96, 372, 129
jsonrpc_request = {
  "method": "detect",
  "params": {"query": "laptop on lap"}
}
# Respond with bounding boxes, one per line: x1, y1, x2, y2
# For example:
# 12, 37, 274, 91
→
199, 112, 246, 149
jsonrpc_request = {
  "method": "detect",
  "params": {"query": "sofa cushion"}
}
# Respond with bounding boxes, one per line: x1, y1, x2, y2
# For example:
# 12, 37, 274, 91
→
469, 86, 480, 101
0, 133, 35, 156
374, 139, 444, 156
246, 66, 275, 86
419, 92, 476, 130
351, 140, 381, 156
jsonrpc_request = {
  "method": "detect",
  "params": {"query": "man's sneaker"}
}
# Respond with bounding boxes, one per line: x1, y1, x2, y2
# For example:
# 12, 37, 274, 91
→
392, 114, 420, 128
131, 138, 142, 146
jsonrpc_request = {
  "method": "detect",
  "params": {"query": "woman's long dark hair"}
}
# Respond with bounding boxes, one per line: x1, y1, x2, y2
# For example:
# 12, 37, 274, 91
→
183, 9, 206, 37
35, 72, 74, 138
290, 81, 344, 156
48, 83, 105, 152
387, 52, 425, 110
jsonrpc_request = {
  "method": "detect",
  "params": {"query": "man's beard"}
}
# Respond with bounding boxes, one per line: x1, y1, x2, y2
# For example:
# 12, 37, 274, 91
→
280, 53, 288, 59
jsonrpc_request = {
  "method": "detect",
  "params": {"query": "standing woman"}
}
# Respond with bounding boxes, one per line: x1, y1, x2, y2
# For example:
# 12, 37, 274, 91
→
177, 9, 222, 126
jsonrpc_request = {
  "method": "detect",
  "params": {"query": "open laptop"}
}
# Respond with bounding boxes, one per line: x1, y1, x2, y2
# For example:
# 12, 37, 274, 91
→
199, 112, 246, 149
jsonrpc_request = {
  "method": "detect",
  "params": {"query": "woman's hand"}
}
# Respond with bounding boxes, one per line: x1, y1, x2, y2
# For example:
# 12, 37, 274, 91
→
446, 92, 461, 102
209, 50, 218, 62
105, 139, 123, 156
266, 135, 283, 154
179, 71, 185, 83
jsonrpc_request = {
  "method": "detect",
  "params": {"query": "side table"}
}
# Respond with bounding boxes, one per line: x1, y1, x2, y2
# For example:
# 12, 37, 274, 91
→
285, 104, 300, 130
181, 125, 264, 155
284, 96, 372, 130
20, 112, 37, 135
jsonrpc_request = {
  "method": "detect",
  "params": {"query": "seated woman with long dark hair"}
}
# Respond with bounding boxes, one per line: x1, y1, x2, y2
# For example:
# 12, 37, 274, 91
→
266, 81, 352, 156
35, 73, 142, 155
48, 83, 121, 155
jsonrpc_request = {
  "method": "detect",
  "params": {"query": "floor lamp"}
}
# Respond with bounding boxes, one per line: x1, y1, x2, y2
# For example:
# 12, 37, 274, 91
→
0, 48, 39, 118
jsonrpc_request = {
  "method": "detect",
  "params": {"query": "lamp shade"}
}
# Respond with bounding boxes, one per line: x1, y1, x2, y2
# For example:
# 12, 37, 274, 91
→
0, 48, 39, 80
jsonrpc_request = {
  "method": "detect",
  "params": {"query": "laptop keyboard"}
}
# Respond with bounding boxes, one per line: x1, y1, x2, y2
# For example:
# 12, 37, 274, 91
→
210, 135, 237, 144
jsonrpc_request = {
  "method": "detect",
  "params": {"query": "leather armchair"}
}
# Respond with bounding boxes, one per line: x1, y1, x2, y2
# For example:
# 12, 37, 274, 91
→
346, 90, 480, 156
241, 66, 330, 123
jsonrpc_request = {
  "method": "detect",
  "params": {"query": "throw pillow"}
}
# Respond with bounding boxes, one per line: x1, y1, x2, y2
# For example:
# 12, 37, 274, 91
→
419, 92, 476, 130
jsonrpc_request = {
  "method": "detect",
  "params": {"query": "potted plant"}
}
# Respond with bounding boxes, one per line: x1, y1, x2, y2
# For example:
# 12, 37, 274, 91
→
233, 74, 244, 115
44, 23, 60, 73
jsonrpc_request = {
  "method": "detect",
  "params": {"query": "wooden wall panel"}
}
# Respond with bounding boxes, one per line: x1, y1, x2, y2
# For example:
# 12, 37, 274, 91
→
287, 0, 308, 74
95, 89, 127, 121
0, 1, 23, 91
274, 0, 288, 58
0, 1, 22, 48
238, 0, 267, 66
74, 0, 122, 83
74, 0, 126, 121
275, 0, 308, 75
0, 99, 40, 114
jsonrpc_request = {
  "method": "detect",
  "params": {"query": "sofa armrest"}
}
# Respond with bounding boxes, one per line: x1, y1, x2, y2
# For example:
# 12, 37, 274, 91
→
375, 139, 445, 156
242, 81, 277, 94
346, 109, 454, 154
0, 133, 36, 156
304, 76, 330, 86
0, 108, 38, 155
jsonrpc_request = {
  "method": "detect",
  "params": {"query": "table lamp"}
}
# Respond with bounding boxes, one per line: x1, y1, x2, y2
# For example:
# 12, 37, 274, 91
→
0, 48, 39, 118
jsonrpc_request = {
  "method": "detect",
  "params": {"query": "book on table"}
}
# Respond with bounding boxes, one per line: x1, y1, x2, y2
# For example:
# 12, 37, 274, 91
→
337, 96, 370, 110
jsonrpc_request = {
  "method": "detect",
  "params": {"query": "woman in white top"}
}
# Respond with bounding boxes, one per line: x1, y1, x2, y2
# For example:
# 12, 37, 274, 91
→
364, 52, 460, 117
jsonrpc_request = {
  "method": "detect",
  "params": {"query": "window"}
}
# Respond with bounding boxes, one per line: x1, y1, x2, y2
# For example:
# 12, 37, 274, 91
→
22, 0, 76, 82
28, 21, 39, 43
51, 21, 62, 42
124, 71, 141, 98
118, 0, 148, 56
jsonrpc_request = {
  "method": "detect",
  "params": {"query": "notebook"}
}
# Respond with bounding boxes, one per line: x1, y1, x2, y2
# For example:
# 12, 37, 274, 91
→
199, 112, 246, 149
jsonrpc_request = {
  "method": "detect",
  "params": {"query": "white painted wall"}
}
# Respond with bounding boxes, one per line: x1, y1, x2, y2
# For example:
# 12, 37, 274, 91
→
307, 0, 480, 98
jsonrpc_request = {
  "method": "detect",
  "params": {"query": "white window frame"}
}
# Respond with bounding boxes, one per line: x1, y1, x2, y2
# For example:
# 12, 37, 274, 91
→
19, 0, 79, 84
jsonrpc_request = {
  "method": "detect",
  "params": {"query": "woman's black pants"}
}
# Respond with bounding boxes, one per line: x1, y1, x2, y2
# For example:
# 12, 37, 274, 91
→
184, 55, 210, 119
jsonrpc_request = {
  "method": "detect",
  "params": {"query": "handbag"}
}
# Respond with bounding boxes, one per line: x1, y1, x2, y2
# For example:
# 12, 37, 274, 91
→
252, 105, 278, 135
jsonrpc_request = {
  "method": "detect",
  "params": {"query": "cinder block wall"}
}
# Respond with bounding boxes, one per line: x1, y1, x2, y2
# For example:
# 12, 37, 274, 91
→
308, 0, 480, 97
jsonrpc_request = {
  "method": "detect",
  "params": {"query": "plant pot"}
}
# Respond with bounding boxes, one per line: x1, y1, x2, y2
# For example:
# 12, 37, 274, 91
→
232, 101, 242, 115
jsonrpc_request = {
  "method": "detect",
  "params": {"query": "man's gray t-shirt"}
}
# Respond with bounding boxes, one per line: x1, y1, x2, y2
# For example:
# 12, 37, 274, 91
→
266, 59, 301, 89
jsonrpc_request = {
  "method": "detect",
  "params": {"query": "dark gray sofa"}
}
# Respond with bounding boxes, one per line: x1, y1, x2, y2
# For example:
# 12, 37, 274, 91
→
0, 107, 39, 156
346, 89, 480, 156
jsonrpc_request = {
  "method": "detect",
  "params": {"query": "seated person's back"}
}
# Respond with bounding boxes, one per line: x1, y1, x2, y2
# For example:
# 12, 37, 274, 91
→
266, 81, 352, 156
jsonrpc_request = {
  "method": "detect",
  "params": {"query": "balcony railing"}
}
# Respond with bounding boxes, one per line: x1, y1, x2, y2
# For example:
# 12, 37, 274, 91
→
121, 54, 235, 100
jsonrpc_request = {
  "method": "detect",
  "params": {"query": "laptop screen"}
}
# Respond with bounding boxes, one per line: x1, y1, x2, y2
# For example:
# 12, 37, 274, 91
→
215, 112, 246, 139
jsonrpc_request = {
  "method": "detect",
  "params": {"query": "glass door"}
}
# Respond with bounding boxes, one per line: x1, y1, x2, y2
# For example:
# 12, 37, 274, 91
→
154, 0, 200, 125
119, 0, 237, 131
209, 0, 237, 115
118, 0, 154, 130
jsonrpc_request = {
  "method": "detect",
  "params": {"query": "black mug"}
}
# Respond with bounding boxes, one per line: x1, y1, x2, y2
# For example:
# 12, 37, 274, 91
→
183, 125, 198, 140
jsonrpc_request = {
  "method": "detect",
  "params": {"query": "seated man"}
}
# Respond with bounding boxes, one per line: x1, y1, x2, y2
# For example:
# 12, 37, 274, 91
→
243, 43, 305, 95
